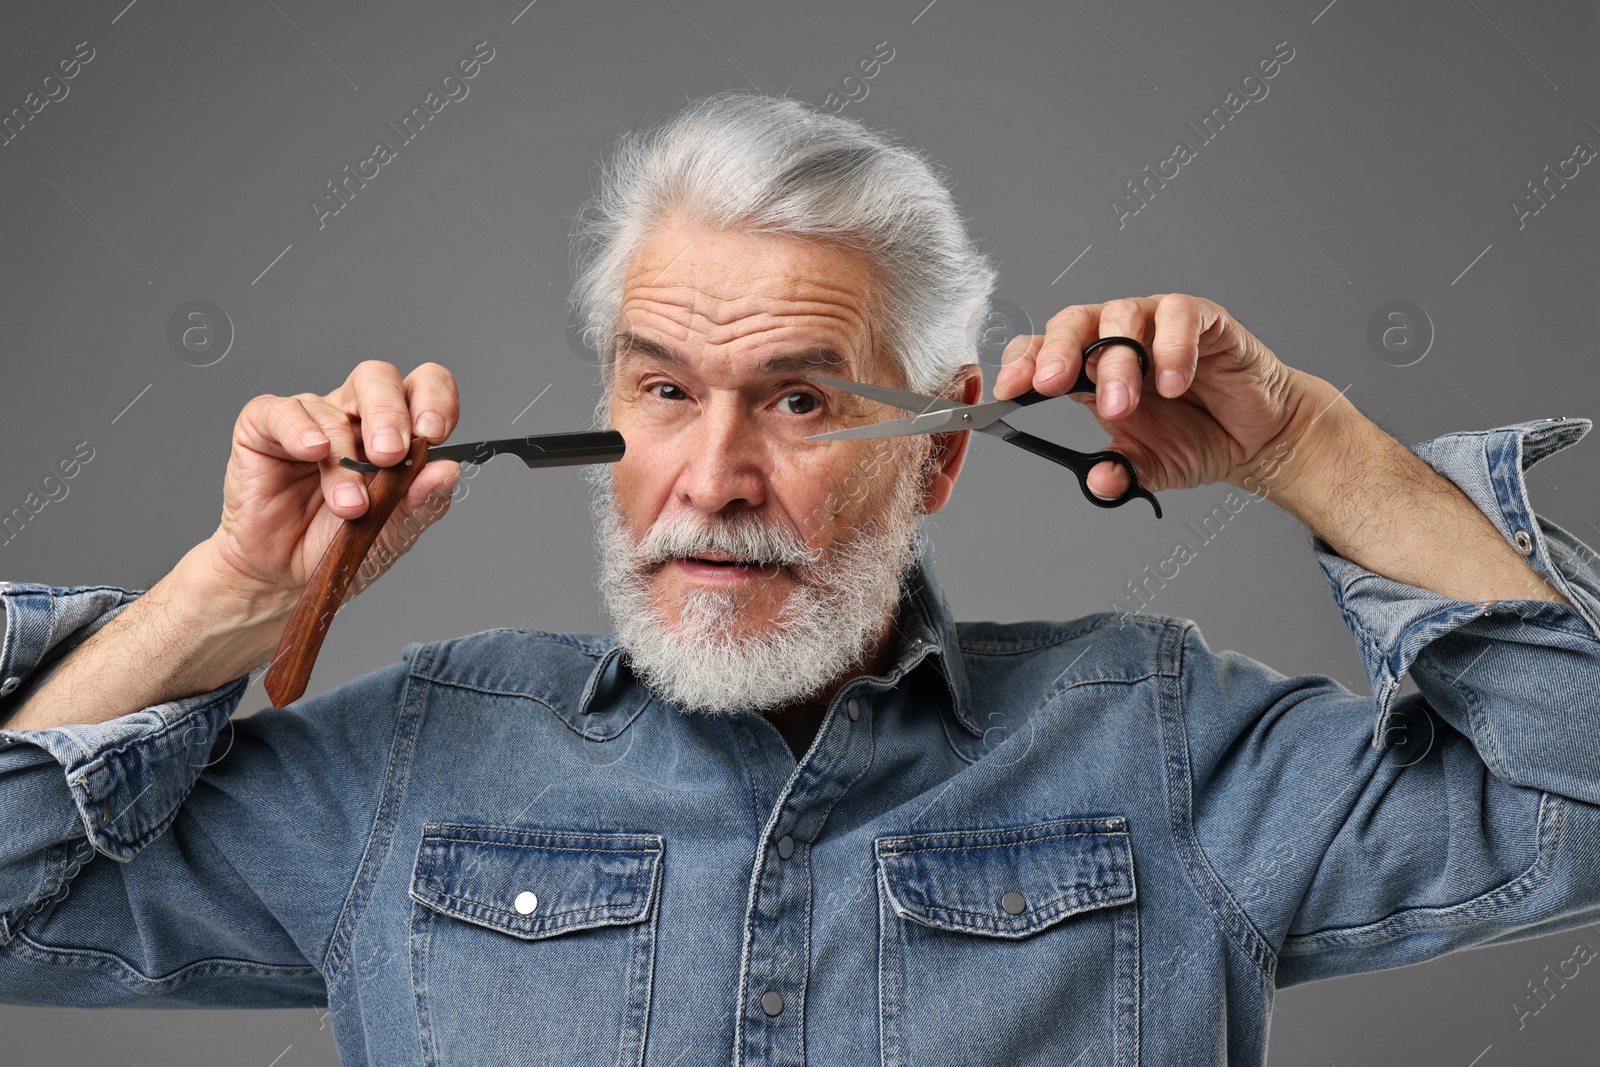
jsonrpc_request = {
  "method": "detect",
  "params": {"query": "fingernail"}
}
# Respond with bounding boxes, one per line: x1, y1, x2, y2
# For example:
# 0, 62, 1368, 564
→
1159, 370, 1184, 397
1102, 381, 1127, 416
415, 411, 445, 438
1041, 357, 1066, 383
301, 430, 329, 449
334, 483, 364, 508
373, 427, 404, 453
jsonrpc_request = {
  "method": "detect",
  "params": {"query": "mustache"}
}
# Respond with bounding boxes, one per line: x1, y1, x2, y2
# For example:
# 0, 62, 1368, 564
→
632, 509, 822, 573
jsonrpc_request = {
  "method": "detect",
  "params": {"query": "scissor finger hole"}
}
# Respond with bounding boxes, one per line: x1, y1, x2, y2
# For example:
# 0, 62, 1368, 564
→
1082, 451, 1139, 502
1082, 336, 1151, 380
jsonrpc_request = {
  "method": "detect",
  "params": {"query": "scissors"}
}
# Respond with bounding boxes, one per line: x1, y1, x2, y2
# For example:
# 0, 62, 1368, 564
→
805, 336, 1162, 518
265, 429, 624, 709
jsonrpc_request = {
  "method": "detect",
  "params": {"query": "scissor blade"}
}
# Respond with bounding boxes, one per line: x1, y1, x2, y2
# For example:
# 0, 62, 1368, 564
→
805, 408, 974, 441
805, 374, 966, 414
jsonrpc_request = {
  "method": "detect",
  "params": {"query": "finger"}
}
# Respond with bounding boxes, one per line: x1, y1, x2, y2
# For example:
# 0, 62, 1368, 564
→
299, 394, 373, 518
1093, 298, 1156, 419
1030, 305, 1099, 398
992, 334, 1045, 401
347, 360, 413, 465
236, 393, 334, 465
1150, 294, 1211, 398
1066, 395, 1162, 498
237, 393, 371, 519
403, 362, 460, 441
1086, 458, 1132, 501
386, 459, 460, 547
349, 460, 462, 600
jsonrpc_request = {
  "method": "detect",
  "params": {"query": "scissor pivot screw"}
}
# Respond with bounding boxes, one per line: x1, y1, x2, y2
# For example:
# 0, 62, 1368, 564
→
961, 413, 971, 422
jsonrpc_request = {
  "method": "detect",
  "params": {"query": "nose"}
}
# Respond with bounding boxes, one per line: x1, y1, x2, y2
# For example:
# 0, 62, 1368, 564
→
675, 396, 769, 515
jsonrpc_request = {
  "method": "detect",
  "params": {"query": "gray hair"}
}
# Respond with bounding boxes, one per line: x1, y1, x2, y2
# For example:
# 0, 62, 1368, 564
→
568, 90, 998, 427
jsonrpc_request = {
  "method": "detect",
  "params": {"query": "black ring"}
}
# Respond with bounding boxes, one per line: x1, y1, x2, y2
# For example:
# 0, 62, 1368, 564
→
1082, 336, 1150, 379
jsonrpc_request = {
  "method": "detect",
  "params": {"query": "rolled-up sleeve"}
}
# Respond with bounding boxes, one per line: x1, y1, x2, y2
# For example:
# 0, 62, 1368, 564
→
0, 581, 415, 1009
0, 582, 250, 947
1178, 416, 1600, 988
1309, 415, 1600, 777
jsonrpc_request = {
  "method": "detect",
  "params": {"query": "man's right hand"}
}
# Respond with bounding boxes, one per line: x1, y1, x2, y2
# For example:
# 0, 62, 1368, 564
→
1, 361, 461, 732
199, 360, 463, 613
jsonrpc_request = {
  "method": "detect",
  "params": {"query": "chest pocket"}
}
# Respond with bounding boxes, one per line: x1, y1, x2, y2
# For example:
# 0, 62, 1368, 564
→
875, 818, 1139, 1067
407, 824, 663, 1067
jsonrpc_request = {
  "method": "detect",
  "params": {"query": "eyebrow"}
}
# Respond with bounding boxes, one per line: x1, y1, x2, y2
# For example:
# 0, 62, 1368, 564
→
614, 332, 852, 378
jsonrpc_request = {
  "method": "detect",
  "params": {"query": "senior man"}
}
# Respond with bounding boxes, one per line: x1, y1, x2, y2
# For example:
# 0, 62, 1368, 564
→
4, 91, 1600, 1067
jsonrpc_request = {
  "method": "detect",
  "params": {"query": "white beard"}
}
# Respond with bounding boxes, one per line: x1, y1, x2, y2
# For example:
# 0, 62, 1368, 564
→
586, 438, 933, 715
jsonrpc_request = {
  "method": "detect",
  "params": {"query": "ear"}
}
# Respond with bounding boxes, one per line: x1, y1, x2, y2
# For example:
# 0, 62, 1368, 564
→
919, 364, 985, 515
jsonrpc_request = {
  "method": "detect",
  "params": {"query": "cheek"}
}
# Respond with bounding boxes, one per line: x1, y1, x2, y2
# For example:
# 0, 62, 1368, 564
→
786, 446, 894, 540
611, 458, 667, 535
774, 472, 836, 545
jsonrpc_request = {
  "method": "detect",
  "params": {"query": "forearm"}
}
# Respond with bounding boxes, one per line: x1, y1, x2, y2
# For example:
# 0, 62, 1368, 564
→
1262, 376, 1573, 607
3, 544, 297, 732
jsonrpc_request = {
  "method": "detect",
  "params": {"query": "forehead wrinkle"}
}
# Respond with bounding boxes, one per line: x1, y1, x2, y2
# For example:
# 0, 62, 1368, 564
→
615, 330, 852, 379
619, 218, 892, 380
615, 225, 914, 422
621, 253, 876, 341
624, 244, 872, 307
620, 288, 871, 352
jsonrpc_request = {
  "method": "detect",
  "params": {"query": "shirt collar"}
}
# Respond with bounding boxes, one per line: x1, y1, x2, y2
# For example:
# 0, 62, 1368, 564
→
884, 530, 980, 734
579, 527, 979, 735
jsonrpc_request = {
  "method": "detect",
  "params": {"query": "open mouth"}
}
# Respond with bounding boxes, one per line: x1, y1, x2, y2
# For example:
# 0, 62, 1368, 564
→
671, 555, 785, 576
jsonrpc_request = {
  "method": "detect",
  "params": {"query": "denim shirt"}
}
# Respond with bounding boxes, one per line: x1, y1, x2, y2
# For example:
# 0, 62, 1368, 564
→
4, 415, 1600, 1067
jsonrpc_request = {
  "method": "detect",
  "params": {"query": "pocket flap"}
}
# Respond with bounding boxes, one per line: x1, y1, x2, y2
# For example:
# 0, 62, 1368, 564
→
875, 817, 1135, 939
409, 823, 663, 940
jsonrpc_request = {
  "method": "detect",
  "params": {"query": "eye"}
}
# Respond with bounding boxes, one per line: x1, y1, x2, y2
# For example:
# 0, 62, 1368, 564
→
648, 382, 688, 401
779, 391, 820, 415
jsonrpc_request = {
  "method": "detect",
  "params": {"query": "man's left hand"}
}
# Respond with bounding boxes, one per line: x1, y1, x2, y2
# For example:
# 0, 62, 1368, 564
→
992, 293, 1326, 500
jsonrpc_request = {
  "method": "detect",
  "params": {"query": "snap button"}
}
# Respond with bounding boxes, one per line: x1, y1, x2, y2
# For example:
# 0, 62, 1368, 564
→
1000, 891, 1027, 916
760, 990, 784, 1017
1514, 530, 1533, 556
513, 891, 538, 915
776, 834, 795, 860
846, 698, 860, 722
0, 677, 19, 697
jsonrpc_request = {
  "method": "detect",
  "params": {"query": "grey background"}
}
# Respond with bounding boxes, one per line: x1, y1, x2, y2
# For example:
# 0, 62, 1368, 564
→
1, 0, 1596, 1063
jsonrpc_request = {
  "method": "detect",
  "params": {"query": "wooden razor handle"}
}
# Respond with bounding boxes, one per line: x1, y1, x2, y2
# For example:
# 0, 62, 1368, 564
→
264, 436, 430, 708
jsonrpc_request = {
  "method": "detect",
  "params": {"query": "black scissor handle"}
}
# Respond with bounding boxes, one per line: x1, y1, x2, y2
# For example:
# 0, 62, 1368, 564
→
1075, 336, 1150, 394
995, 428, 1163, 518
1006, 335, 1152, 408
1073, 448, 1162, 517
995, 336, 1162, 517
